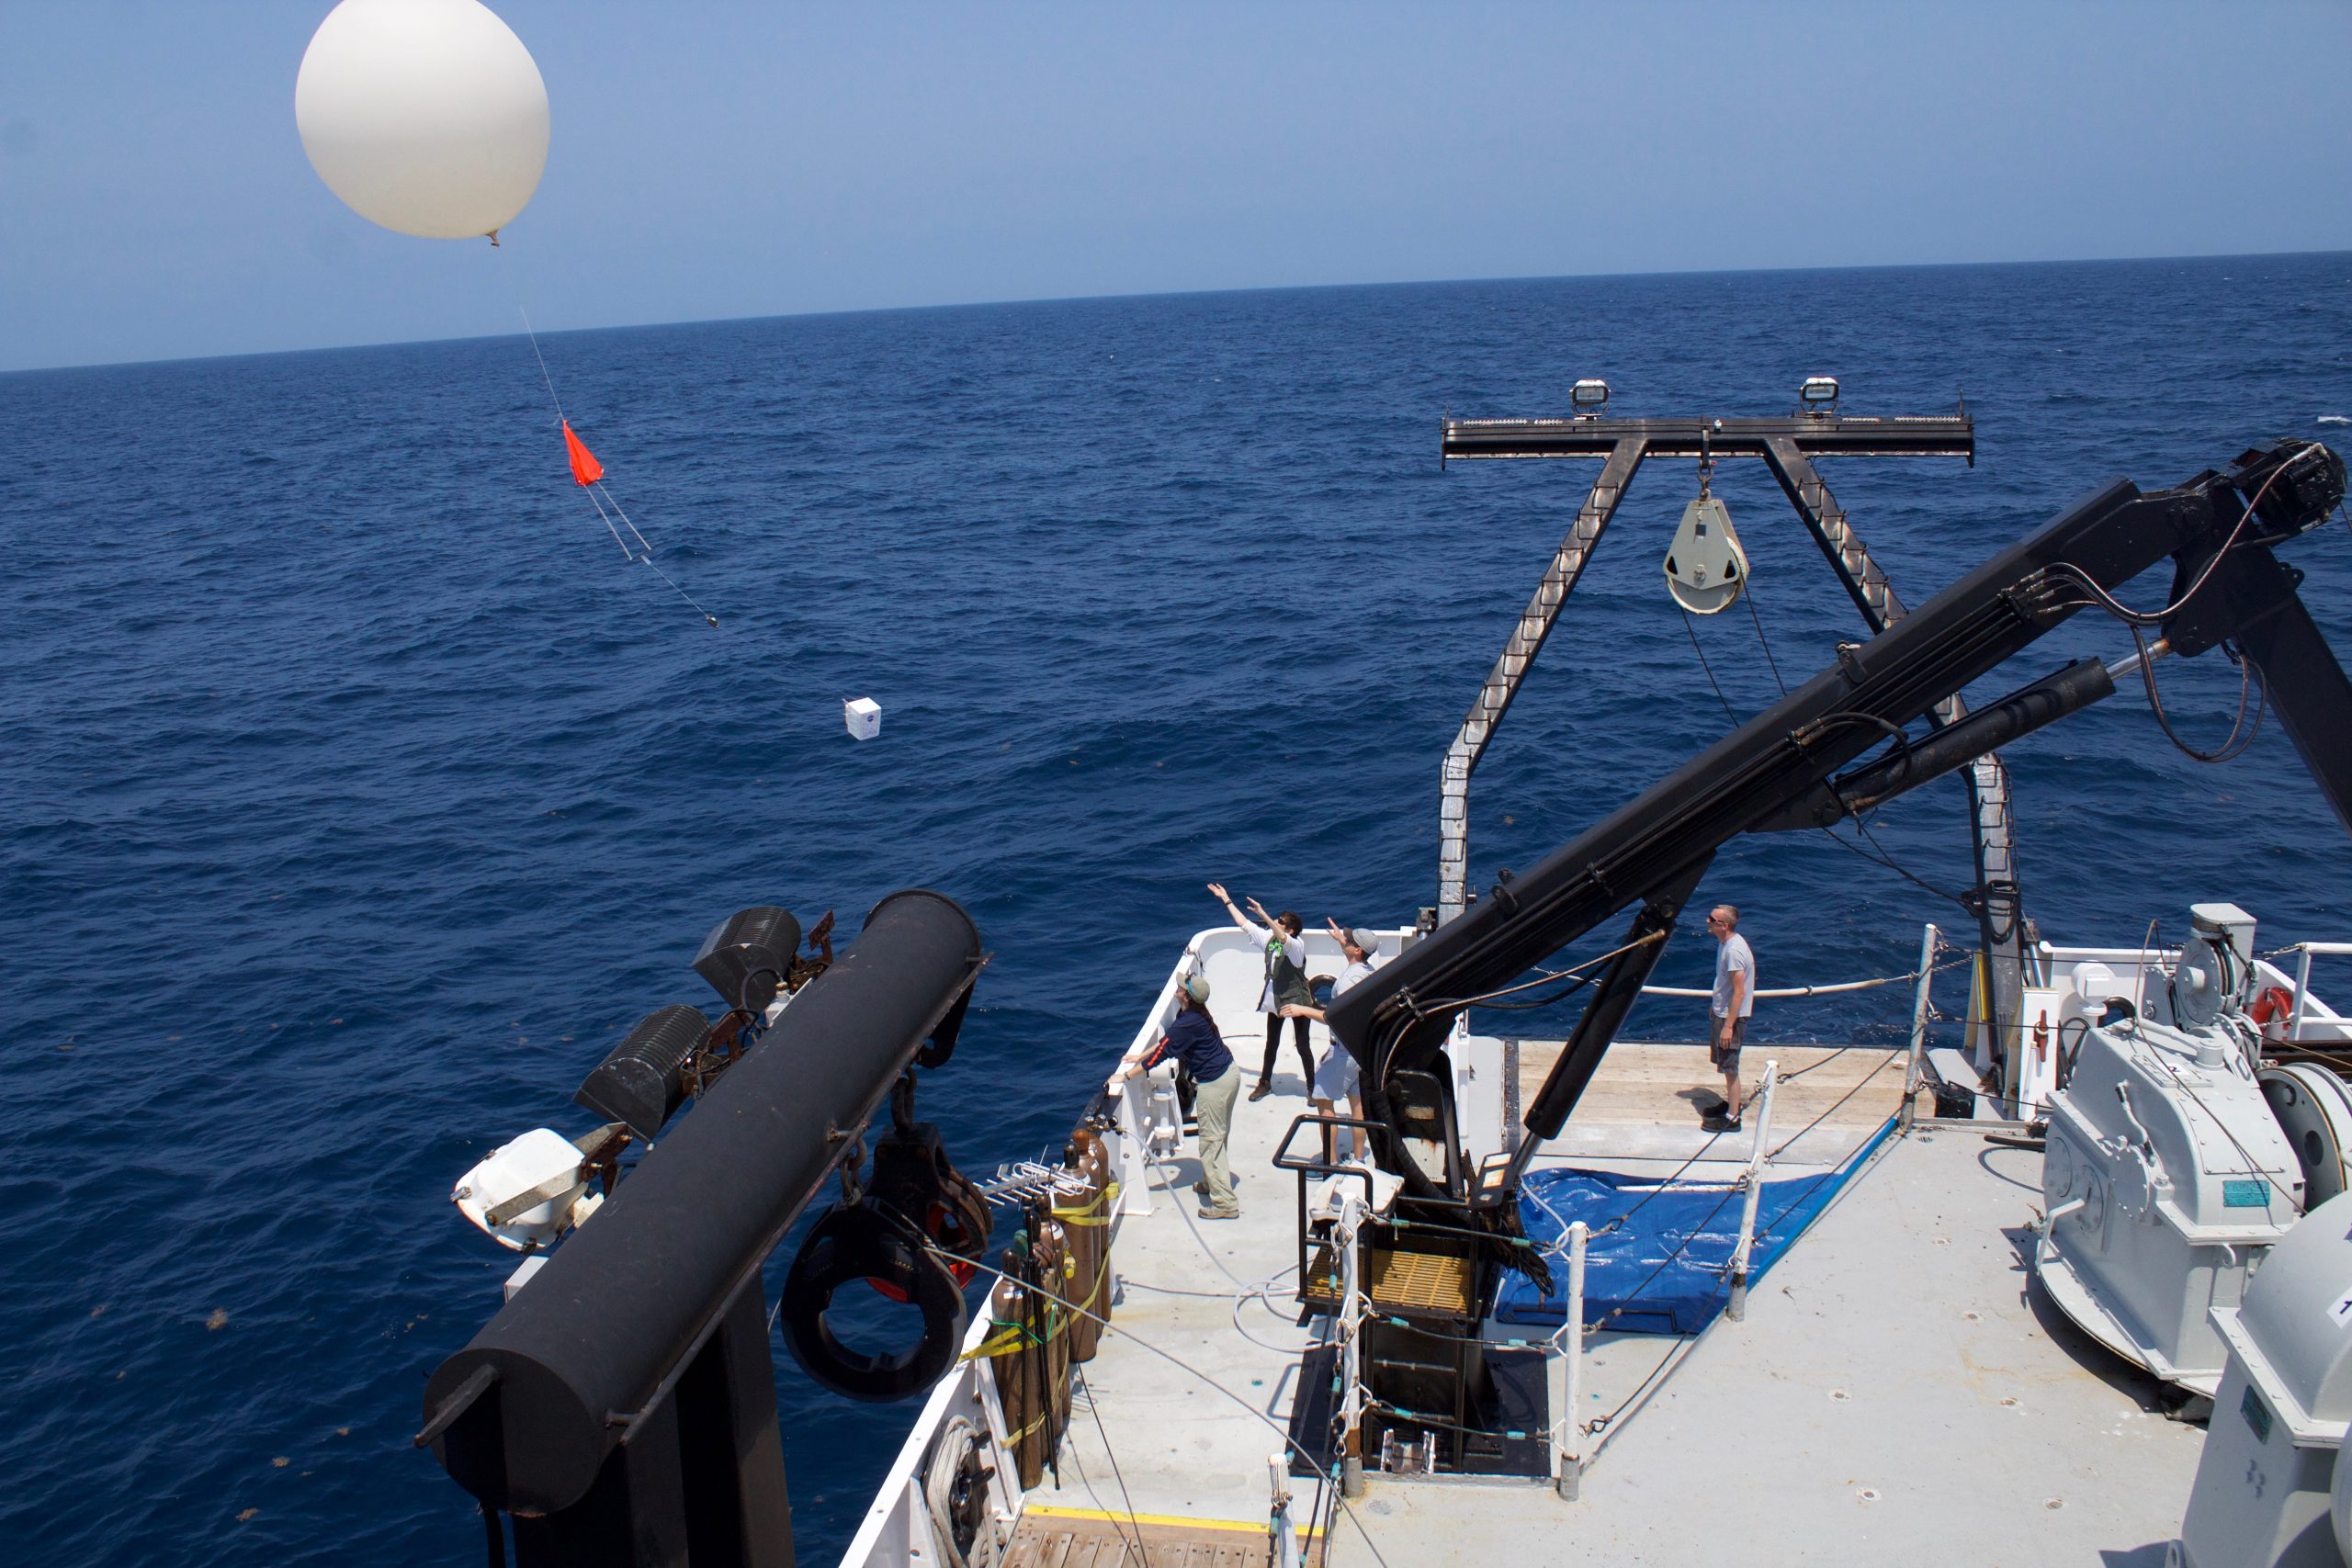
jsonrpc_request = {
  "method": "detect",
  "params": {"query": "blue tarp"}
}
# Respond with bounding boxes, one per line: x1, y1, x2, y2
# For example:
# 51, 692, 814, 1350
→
1493, 1119, 1895, 1336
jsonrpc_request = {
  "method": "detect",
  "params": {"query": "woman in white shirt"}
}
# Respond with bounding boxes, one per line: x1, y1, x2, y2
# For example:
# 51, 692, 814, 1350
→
1207, 882, 1316, 1100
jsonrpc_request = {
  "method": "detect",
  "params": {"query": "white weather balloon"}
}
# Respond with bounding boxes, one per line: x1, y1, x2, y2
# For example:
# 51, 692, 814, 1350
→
296, 0, 549, 241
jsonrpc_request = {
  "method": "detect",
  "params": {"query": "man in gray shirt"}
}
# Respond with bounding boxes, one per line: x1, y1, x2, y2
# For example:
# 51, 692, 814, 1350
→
1707, 904, 1756, 1132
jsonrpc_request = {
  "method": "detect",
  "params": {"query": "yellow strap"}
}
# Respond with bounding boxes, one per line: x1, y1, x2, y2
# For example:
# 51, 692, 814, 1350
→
962, 1325, 1027, 1362
962, 1301, 1069, 1361
1052, 1183, 1122, 1235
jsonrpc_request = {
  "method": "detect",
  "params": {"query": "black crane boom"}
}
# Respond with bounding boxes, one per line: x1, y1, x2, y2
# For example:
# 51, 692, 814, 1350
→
1327, 438, 2350, 1199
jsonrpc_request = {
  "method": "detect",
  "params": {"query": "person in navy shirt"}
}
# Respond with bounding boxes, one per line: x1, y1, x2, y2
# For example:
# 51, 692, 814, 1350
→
1106, 973, 1242, 1218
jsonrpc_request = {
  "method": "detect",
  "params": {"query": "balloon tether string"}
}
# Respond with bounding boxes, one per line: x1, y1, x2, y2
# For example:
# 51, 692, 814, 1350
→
514, 301, 718, 629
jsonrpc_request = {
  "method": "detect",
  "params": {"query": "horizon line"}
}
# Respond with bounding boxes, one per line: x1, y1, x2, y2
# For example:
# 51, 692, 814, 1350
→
10, 244, 2346, 380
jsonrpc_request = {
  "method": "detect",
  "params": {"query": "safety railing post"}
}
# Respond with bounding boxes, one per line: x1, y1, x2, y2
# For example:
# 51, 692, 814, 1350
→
1115, 1076, 1166, 1216
1339, 1196, 1366, 1499
1726, 1061, 1778, 1322
1901, 922, 1939, 1130
2293, 945, 2315, 1046
1551, 1219, 1589, 1498
1269, 1454, 1303, 1568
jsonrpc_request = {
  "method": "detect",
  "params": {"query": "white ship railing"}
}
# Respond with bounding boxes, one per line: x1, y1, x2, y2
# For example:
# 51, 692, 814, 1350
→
1547, 1219, 1589, 1499
2281, 942, 2352, 1045
1724, 1062, 1781, 1322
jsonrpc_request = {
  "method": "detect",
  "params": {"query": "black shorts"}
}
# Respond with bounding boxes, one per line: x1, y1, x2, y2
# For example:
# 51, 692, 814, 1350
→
1709, 1012, 1747, 1073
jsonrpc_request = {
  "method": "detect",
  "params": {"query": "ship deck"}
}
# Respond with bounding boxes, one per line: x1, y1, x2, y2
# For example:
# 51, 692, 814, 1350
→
1025, 1001, 2201, 1565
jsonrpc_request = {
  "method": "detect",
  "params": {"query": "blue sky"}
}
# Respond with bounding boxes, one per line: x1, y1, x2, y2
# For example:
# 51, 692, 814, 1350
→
3, 0, 2348, 372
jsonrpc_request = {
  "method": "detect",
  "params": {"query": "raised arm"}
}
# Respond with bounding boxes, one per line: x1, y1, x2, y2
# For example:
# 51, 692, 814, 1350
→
1208, 881, 1268, 942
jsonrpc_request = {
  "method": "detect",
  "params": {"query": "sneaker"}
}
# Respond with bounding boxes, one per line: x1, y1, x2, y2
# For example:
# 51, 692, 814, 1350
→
1721, 1117, 1743, 1134
1199, 1206, 1241, 1221
1248, 1082, 1272, 1102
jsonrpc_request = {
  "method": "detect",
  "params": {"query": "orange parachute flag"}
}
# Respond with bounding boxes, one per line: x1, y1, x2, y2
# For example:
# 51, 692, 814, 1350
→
561, 420, 605, 487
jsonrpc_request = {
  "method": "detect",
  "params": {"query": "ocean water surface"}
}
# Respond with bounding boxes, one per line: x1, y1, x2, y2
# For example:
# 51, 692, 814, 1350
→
6, 254, 2351, 1565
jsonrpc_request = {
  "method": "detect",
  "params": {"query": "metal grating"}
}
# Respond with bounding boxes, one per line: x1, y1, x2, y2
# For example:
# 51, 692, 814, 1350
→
1302, 1244, 1476, 1318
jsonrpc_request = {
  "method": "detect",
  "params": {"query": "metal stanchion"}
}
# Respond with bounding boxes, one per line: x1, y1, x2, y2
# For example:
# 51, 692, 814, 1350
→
1725, 1062, 1779, 1322
1270, 1454, 1303, 1568
1552, 1219, 1589, 1498
1339, 1194, 1366, 1498
1901, 922, 1940, 1130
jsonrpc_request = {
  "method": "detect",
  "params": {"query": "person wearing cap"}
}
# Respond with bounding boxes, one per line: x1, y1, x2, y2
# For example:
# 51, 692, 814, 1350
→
1283, 919, 1382, 1160
1207, 882, 1316, 1101
1106, 972, 1242, 1218
1705, 903, 1756, 1132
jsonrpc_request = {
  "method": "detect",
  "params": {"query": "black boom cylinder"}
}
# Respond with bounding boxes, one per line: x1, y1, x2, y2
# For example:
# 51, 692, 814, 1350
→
423, 889, 981, 1518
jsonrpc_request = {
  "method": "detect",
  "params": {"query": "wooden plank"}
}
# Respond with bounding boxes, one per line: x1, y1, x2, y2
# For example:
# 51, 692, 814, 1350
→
1517, 1041, 1905, 1134
1004, 1510, 1275, 1568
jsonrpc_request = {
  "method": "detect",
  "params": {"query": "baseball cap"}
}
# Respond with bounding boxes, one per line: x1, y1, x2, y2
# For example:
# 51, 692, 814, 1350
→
1182, 974, 1211, 1004
1347, 929, 1379, 954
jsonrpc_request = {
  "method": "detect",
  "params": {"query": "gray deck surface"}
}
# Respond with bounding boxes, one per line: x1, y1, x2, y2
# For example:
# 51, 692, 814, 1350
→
1035, 1010, 2203, 1567
1344, 1130, 2200, 1567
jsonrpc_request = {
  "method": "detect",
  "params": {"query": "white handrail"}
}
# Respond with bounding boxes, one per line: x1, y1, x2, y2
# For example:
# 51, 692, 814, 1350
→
1338, 1195, 1367, 1499
1902, 923, 1941, 1131
1551, 1219, 1590, 1500
1640, 970, 1926, 999
1725, 1061, 1780, 1322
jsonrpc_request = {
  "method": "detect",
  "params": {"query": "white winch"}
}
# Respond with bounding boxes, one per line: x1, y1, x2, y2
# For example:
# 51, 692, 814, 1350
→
2035, 903, 2312, 1396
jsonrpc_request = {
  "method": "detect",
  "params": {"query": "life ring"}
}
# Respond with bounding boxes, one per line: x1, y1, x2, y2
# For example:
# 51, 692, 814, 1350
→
2251, 985, 2298, 1036
780, 1202, 967, 1403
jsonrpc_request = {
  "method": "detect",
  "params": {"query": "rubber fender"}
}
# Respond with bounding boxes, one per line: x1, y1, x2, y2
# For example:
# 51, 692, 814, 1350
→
780, 1202, 967, 1403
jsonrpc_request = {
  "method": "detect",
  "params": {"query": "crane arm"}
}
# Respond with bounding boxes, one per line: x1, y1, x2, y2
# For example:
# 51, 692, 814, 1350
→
1329, 438, 2348, 1199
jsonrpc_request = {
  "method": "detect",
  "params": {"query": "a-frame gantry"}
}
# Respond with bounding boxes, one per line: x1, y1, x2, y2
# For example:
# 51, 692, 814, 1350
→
1434, 395, 2030, 1099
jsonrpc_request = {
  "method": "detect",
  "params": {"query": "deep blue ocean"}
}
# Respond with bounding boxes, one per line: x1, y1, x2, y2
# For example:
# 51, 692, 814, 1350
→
6, 254, 2352, 1566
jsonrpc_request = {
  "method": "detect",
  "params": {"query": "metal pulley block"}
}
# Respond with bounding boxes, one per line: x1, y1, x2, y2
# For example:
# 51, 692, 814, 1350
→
1664, 494, 1749, 615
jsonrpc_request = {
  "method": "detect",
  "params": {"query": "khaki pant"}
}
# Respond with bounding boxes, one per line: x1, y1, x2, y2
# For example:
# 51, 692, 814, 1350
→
1193, 1066, 1240, 1213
